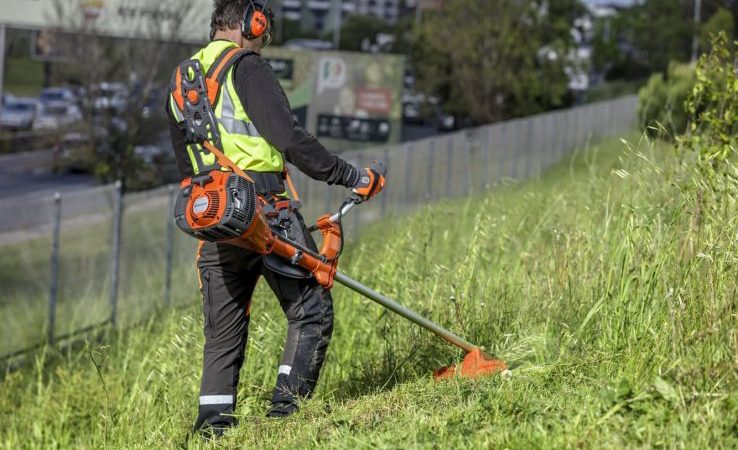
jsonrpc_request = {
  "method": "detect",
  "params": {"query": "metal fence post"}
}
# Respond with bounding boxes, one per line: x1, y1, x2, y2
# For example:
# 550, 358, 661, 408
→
109, 181, 123, 326
47, 192, 62, 345
482, 127, 491, 191
426, 140, 435, 201
163, 185, 175, 307
497, 123, 508, 180
461, 133, 468, 195
403, 144, 413, 206
445, 135, 453, 198
537, 115, 545, 174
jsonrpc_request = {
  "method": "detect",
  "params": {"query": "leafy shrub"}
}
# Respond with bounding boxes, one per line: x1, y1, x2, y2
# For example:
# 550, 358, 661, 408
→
637, 62, 695, 138
680, 33, 738, 175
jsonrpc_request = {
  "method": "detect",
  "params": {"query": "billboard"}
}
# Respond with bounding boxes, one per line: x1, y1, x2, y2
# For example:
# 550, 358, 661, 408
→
264, 49, 404, 151
311, 53, 403, 148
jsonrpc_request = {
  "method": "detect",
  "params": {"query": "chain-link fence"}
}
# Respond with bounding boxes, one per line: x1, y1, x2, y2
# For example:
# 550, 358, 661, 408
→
0, 96, 638, 359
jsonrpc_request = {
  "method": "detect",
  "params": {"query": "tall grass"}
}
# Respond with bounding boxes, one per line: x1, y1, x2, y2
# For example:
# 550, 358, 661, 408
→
1, 132, 736, 449
0, 198, 200, 355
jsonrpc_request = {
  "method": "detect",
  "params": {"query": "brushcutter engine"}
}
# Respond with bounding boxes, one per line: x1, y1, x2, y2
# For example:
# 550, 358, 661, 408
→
174, 170, 273, 254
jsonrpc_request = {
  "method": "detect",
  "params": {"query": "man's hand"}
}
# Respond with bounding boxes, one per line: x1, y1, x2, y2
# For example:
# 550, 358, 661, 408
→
352, 160, 386, 201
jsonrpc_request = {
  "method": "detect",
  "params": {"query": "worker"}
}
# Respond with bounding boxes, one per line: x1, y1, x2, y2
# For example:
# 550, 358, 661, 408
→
166, 0, 385, 436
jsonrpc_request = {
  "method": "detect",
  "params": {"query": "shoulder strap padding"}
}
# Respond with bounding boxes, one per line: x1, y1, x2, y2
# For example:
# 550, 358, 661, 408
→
170, 48, 256, 115
204, 48, 255, 107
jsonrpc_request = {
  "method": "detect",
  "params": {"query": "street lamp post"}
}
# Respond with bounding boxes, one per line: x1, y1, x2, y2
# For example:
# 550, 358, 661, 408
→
0, 24, 6, 105
691, 0, 702, 62
332, 0, 342, 49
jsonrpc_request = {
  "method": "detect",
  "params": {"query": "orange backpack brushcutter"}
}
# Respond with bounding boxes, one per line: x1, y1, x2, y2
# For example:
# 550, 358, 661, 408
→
170, 50, 508, 379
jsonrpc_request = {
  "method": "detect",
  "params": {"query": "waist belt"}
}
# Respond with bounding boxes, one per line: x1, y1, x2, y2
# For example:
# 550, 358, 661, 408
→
245, 171, 285, 195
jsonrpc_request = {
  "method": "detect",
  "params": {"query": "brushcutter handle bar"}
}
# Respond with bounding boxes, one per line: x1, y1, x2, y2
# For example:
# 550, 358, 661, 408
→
307, 194, 362, 233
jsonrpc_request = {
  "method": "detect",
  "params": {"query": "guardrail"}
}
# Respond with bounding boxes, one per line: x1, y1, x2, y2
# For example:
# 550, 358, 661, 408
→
0, 96, 638, 361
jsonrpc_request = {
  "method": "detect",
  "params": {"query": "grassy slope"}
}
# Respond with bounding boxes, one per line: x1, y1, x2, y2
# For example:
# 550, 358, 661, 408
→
1, 133, 737, 449
0, 199, 201, 355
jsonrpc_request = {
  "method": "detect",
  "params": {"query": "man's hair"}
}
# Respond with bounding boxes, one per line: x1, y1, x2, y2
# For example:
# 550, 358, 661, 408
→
210, 0, 245, 39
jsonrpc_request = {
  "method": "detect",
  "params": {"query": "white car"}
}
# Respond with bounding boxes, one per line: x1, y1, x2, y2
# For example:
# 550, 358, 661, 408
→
92, 82, 128, 114
39, 87, 78, 108
33, 103, 83, 130
0, 98, 40, 131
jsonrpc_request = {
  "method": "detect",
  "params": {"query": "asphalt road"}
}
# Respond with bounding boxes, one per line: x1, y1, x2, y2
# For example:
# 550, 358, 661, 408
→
0, 149, 96, 201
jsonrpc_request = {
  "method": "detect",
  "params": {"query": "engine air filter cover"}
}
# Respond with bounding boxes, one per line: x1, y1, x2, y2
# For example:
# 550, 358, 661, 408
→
174, 171, 261, 242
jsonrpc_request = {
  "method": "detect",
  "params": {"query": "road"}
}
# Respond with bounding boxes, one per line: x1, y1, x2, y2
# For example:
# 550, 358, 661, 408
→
0, 149, 96, 200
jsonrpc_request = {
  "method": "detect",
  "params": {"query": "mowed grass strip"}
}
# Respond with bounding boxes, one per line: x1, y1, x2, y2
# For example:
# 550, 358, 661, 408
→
1, 132, 737, 449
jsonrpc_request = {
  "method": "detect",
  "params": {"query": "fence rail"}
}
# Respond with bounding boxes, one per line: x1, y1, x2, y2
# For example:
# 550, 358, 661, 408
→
0, 96, 638, 360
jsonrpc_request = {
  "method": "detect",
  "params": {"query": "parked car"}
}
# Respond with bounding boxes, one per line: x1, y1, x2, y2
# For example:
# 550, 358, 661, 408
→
92, 82, 128, 115
39, 87, 78, 108
402, 92, 427, 124
0, 98, 40, 131
55, 128, 109, 174
402, 101, 423, 124
33, 103, 83, 130
140, 87, 166, 119
134, 144, 165, 164
434, 104, 474, 132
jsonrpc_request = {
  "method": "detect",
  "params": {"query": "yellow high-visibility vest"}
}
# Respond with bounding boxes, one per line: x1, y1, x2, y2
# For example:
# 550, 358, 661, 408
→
169, 40, 284, 175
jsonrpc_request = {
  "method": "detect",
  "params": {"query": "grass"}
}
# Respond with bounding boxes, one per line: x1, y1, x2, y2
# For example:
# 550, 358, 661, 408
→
1, 132, 737, 449
0, 196, 200, 356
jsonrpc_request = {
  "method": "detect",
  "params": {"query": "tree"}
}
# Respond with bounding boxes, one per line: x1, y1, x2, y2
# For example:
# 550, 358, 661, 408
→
618, 0, 692, 78
48, 0, 199, 190
701, 7, 735, 51
274, 19, 321, 45
337, 14, 392, 52
411, 0, 581, 123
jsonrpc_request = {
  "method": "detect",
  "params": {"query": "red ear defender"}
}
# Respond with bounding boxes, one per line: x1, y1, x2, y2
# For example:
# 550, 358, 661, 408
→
250, 10, 267, 38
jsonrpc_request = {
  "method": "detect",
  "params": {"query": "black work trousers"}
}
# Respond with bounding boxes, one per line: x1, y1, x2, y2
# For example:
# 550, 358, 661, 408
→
193, 212, 334, 429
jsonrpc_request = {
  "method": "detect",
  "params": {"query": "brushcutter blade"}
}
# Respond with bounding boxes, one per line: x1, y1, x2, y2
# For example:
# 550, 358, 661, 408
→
433, 348, 508, 380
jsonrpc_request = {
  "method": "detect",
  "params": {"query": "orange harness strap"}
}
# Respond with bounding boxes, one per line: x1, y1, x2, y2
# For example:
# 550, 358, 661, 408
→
283, 168, 301, 203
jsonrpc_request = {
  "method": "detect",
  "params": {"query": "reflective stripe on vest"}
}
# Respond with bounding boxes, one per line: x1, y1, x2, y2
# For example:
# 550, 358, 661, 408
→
220, 86, 261, 137
169, 41, 283, 175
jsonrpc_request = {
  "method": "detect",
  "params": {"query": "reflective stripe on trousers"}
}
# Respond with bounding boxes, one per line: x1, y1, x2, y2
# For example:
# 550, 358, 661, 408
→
199, 395, 234, 405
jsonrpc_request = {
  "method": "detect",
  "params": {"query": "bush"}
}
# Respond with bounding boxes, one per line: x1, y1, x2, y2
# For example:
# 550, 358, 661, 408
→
679, 33, 738, 186
637, 62, 695, 138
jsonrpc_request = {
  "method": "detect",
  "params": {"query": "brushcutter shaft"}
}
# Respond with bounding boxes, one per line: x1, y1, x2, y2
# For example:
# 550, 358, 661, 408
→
329, 201, 356, 224
333, 271, 478, 354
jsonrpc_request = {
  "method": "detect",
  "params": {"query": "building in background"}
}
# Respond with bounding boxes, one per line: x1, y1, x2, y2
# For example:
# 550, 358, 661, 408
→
280, 0, 414, 35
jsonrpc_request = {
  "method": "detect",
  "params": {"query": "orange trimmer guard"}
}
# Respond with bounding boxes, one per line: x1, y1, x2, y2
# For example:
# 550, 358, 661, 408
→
433, 348, 508, 380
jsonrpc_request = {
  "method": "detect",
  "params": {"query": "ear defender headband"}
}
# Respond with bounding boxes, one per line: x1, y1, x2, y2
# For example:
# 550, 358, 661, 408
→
242, 0, 272, 42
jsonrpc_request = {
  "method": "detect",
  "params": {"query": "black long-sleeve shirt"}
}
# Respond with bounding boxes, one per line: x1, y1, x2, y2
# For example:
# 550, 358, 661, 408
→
167, 48, 358, 187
